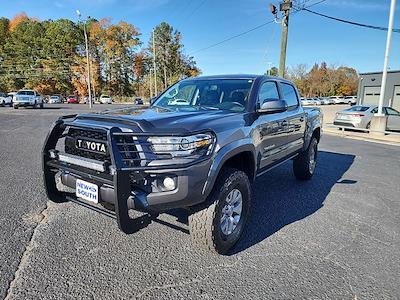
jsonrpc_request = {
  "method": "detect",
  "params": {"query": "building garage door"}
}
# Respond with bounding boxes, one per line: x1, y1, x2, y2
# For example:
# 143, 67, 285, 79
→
392, 86, 400, 111
363, 86, 381, 105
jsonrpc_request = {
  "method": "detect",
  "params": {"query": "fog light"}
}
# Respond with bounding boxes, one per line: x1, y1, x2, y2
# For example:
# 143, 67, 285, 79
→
163, 177, 176, 191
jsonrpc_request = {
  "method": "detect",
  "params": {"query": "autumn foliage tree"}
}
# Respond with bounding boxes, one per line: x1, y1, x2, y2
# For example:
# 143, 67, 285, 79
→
0, 13, 200, 99
287, 63, 359, 97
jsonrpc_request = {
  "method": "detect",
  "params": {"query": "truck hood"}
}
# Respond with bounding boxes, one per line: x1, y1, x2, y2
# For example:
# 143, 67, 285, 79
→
74, 106, 249, 133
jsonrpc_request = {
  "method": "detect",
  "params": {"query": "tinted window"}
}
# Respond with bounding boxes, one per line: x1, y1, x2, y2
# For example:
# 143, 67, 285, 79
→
258, 81, 279, 103
17, 91, 34, 96
386, 107, 400, 115
280, 83, 298, 107
345, 106, 369, 112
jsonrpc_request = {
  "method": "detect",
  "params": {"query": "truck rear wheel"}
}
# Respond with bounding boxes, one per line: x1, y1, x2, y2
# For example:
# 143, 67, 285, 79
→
188, 168, 251, 254
293, 137, 318, 180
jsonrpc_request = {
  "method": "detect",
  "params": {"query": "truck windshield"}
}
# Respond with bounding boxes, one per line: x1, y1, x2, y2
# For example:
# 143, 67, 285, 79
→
153, 79, 254, 112
17, 91, 34, 95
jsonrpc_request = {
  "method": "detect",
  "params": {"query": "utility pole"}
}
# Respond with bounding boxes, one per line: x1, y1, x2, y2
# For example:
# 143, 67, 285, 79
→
270, 1, 292, 78
370, 0, 396, 135
76, 10, 92, 108
278, 0, 291, 78
152, 29, 157, 96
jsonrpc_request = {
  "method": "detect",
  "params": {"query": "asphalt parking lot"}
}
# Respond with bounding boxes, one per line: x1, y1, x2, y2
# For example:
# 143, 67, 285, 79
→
1, 104, 399, 299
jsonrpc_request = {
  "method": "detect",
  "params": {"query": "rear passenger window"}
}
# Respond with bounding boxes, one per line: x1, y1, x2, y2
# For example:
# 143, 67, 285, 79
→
280, 83, 298, 107
258, 81, 279, 103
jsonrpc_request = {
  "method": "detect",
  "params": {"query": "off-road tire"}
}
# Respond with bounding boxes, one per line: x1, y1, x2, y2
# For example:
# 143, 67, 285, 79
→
188, 168, 251, 254
293, 137, 318, 180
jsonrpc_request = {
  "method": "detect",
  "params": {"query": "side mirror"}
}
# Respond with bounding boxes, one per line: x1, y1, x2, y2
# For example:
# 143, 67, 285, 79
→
257, 99, 288, 114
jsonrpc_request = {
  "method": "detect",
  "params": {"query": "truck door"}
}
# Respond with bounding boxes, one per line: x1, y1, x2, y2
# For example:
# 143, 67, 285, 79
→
254, 80, 288, 169
279, 82, 306, 154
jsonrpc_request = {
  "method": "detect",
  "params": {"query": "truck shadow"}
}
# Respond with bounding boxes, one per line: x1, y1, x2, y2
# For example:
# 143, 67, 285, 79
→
230, 150, 356, 255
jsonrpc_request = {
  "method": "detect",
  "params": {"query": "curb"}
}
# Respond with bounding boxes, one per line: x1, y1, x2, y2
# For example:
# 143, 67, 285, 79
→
323, 129, 400, 146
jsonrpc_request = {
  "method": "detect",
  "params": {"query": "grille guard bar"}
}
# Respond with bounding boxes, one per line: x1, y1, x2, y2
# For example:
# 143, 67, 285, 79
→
42, 117, 154, 233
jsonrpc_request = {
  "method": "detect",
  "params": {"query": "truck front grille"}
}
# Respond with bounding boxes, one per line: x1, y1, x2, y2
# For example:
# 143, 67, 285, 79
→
65, 128, 110, 162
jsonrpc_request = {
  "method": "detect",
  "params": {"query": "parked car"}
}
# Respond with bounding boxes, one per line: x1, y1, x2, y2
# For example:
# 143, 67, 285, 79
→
134, 97, 144, 105
7, 92, 17, 103
0, 92, 12, 107
330, 96, 345, 104
13, 89, 43, 109
319, 97, 332, 105
99, 95, 112, 104
344, 96, 357, 105
333, 105, 400, 131
43, 74, 322, 254
312, 98, 322, 105
300, 97, 314, 106
49, 95, 62, 104
67, 95, 79, 104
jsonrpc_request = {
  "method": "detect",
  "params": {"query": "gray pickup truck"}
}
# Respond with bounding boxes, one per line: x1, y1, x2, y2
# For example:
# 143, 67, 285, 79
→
43, 75, 322, 254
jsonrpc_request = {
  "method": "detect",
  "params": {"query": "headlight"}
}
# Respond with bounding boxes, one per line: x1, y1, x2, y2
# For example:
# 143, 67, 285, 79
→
147, 133, 215, 158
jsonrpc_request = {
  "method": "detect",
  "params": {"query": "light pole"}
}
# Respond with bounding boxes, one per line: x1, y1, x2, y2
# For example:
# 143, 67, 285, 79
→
152, 29, 157, 96
76, 10, 92, 108
370, 0, 396, 135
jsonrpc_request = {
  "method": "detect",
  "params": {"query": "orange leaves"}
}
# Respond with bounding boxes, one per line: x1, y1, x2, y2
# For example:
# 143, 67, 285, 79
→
9, 12, 29, 32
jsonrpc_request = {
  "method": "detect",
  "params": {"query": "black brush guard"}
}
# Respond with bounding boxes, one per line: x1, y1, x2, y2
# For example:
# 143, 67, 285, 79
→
42, 115, 156, 234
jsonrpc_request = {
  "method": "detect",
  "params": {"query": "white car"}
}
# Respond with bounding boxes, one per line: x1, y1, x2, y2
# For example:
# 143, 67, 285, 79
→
301, 98, 314, 106
48, 95, 62, 104
13, 89, 43, 109
330, 96, 345, 104
312, 98, 322, 105
99, 95, 112, 104
0, 92, 13, 107
319, 97, 331, 105
344, 96, 357, 105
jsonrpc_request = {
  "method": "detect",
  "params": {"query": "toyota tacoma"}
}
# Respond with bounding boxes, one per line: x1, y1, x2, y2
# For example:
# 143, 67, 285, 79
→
43, 75, 322, 254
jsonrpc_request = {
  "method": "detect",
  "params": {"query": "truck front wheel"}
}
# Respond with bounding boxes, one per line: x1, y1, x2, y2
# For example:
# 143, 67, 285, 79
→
293, 137, 318, 180
188, 168, 251, 254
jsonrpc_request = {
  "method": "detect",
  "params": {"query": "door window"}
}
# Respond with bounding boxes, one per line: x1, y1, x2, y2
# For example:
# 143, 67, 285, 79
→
258, 81, 279, 104
280, 83, 299, 107
385, 107, 400, 115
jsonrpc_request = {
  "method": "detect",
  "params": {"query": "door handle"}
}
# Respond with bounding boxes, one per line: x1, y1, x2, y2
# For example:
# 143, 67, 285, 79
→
299, 117, 304, 122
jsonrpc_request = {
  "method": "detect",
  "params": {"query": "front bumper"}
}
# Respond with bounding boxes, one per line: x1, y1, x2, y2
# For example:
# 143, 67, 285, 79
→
42, 116, 213, 233
14, 101, 35, 107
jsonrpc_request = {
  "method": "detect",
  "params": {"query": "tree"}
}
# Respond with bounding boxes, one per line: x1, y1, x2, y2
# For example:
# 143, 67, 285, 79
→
149, 22, 200, 92
266, 67, 278, 76
0, 14, 201, 99
287, 63, 359, 97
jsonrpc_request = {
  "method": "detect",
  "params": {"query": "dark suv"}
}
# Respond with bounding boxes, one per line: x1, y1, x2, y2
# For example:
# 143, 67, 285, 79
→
43, 75, 322, 254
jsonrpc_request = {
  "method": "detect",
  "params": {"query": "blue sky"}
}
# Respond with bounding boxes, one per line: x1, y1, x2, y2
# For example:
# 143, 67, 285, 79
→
1, 0, 399, 75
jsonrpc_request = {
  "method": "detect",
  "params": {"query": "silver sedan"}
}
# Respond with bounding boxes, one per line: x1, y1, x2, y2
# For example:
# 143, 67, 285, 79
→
333, 105, 400, 131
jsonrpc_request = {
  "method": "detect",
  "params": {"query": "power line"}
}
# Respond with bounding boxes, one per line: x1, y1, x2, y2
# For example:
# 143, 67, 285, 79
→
189, 20, 275, 55
301, 8, 400, 33
188, 0, 327, 55
174, 0, 208, 33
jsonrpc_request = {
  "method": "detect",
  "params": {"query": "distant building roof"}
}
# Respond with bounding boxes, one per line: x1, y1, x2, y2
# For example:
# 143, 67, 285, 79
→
359, 70, 400, 76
